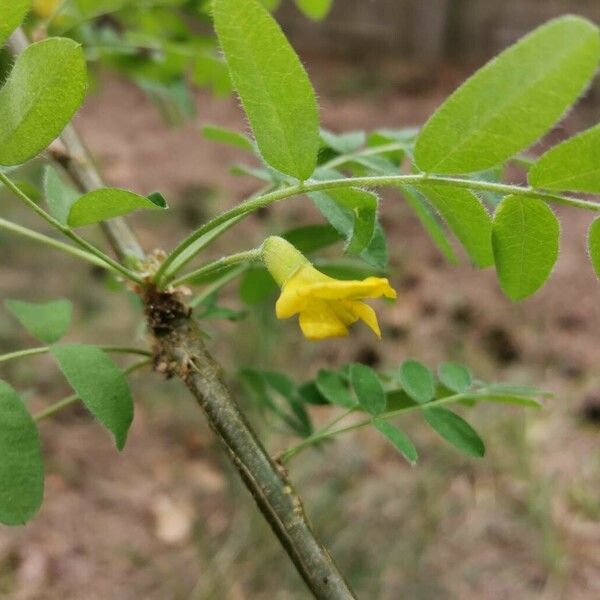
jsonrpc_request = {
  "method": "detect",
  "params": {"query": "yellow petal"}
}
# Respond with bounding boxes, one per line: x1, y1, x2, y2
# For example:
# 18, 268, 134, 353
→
349, 301, 382, 338
298, 301, 349, 340
297, 277, 397, 301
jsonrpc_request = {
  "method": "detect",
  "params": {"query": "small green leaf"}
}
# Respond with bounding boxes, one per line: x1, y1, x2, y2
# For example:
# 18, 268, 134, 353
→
372, 418, 418, 465
492, 195, 560, 301
51, 344, 134, 450
0, 380, 44, 526
201, 125, 254, 152
315, 369, 356, 408
360, 224, 388, 269
5, 298, 72, 344
418, 185, 493, 268
588, 217, 600, 279
398, 360, 435, 404
320, 129, 365, 154
310, 187, 378, 256
350, 364, 386, 416
294, 0, 332, 21
530, 124, 600, 193
44, 166, 79, 225
401, 186, 458, 265
213, 0, 320, 180
67, 187, 167, 227
466, 393, 543, 409
438, 362, 472, 393
283, 224, 342, 254
0, 0, 31, 47
414, 16, 600, 173
423, 407, 485, 457
0, 38, 88, 166
239, 267, 277, 304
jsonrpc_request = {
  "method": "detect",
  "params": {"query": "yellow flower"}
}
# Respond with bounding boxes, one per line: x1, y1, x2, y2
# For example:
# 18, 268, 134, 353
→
262, 236, 396, 340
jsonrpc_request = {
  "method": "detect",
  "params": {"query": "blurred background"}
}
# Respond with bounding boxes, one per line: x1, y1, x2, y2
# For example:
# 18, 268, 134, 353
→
1, 0, 600, 598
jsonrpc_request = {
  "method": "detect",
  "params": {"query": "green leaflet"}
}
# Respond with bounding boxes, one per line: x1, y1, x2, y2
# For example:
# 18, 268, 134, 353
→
44, 165, 79, 225
315, 369, 356, 409
492, 195, 560, 301
0, 380, 44, 526
401, 185, 458, 265
320, 129, 366, 154
0, 38, 88, 166
201, 125, 254, 152
417, 185, 493, 268
529, 124, 600, 193
423, 407, 485, 458
309, 187, 378, 256
213, 0, 320, 180
5, 298, 72, 344
414, 16, 600, 174
372, 418, 417, 465
398, 360, 435, 404
350, 364, 386, 416
294, 0, 333, 20
438, 362, 472, 394
0, 0, 31, 47
67, 187, 167, 227
51, 344, 134, 450
588, 217, 600, 279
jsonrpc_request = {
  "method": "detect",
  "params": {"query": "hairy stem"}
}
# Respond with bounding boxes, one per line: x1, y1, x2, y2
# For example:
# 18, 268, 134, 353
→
169, 248, 261, 288
0, 217, 108, 268
160, 173, 600, 281
0, 172, 143, 283
0, 346, 151, 365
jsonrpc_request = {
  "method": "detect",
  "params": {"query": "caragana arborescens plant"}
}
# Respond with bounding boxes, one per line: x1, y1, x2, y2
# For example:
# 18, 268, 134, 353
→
1, 1, 599, 596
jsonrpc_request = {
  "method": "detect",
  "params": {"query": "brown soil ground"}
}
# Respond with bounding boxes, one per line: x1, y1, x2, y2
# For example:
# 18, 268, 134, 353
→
1, 64, 600, 599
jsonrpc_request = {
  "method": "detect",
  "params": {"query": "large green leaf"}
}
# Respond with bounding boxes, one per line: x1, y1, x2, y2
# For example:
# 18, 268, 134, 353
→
588, 217, 600, 279
418, 184, 493, 267
414, 16, 600, 174
423, 407, 485, 457
51, 344, 134, 450
350, 364, 386, 416
0, 38, 87, 166
213, 0, 319, 180
67, 187, 167, 227
372, 418, 417, 465
294, 0, 332, 20
0, 0, 31, 47
44, 165, 79, 225
529, 124, 600, 193
0, 380, 44, 526
492, 195, 560, 300
5, 298, 72, 344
